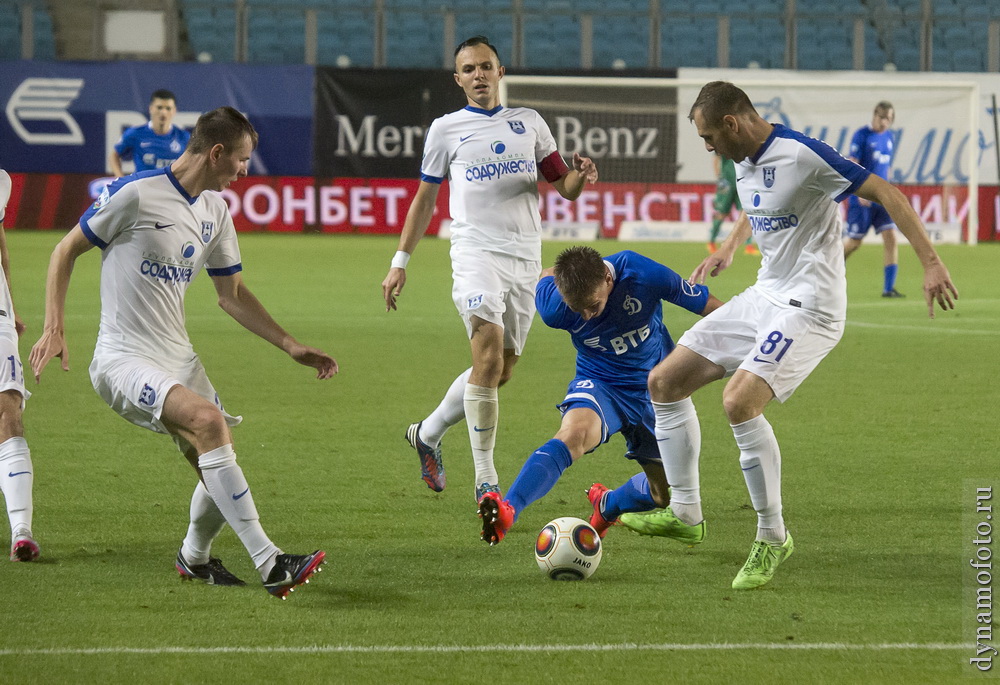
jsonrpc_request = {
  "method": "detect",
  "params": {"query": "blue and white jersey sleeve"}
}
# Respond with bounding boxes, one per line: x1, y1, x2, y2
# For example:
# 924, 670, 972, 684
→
535, 275, 576, 330
205, 208, 242, 276
419, 119, 449, 184
799, 134, 869, 203
79, 178, 139, 248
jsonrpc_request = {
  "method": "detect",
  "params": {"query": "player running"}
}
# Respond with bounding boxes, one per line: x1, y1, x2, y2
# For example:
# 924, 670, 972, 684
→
479, 246, 722, 545
381, 35, 598, 503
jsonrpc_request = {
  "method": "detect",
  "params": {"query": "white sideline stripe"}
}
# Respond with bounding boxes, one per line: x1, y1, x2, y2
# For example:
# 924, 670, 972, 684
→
847, 321, 999, 336
0, 642, 969, 656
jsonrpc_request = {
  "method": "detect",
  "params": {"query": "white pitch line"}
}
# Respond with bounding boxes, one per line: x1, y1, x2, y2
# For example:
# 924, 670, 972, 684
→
0, 642, 970, 656
847, 321, 999, 335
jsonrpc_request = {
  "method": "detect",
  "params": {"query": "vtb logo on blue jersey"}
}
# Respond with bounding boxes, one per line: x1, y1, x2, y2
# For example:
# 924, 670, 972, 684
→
763, 167, 776, 188
508, 120, 525, 134
623, 295, 641, 316
201, 221, 214, 243
490, 141, 506, 154
138, 384, 156, 406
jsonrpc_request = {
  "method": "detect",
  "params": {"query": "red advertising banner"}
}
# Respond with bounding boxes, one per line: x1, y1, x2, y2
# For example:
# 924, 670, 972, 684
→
5, 173, 998, 242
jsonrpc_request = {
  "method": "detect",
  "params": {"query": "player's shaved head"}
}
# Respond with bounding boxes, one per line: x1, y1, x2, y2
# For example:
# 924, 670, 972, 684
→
554, 246, 607, 308
689, 81, 756, 125
187, 106, 258, 154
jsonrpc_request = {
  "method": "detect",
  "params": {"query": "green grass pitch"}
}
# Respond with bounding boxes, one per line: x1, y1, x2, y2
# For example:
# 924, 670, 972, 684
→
0, 231, 995, 683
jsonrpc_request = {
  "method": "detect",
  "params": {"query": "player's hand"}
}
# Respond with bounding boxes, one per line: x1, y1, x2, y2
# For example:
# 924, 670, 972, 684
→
28, 329, 69, 382
923, 261, 958, 319
287, 342, 339, 379
573, 153, 598, 184
382, 267, 407, 312
689, 250, 733, 284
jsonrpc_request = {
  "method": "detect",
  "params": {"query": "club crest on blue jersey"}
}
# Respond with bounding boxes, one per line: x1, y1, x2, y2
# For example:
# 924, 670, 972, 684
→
490, 141, 506, 154
170, 140, 183, 153
763, 167, 776, 188
138, 384, 157, 406
467, 294, 483, 310
181, 241, 196, 259
622, 295, 641, 316
201, 221, 214, 243
508, 120, 525, 134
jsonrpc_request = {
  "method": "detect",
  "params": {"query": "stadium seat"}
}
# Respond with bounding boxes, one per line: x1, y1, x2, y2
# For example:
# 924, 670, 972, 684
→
523, 14, 580, 69
384, 11, 444, 68
592, 14, 649, 69
183, 5, 238, 62
661, 17, 717, 68
316, 11, 375, 67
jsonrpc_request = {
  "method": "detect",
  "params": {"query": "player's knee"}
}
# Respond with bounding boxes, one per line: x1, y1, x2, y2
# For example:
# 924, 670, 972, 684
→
648, 369, 685, 403
186, 404, 229, 444
722, 390, 755, 424
0, 394, 24, 440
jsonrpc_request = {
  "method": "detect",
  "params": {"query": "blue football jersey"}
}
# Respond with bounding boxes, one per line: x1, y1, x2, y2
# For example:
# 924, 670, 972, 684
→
536, 251, 709, 390
848, 125, 894, 180
114, 123, 190, 172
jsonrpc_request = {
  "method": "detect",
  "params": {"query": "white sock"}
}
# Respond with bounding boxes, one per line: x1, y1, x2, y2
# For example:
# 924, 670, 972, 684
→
180, 481, 226, 566
652, 399, 702, 525
420, 368, 471, 447
197, 445, 281, 579
0, 437, 33, 540
731, 415, 786, 543
464, 383, 499, 487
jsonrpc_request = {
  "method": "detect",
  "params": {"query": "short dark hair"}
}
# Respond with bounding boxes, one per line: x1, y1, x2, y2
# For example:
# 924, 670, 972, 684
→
150, 89, 177, 103
455, 35, 501, 64
689, 81, 756, 125
553, 246, 607, 307
187, 106, 258, 154
874, 100, 894, 114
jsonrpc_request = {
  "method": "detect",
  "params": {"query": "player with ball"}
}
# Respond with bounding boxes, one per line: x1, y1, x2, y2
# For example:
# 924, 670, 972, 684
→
479, 246, 723, 547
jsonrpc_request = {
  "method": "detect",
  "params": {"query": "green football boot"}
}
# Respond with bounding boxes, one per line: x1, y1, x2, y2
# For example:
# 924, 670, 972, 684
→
618, 507, 706, 545
731, 533, 794, 590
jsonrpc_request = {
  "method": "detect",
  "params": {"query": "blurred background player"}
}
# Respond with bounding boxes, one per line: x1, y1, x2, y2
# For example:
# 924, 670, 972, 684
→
843, 101, 902, 297
381, 36, 598, 503
478, 246, 722, 545
709, 152, 758, 256
0, 168, 37, 562
621, 82, 956, 591
109, 89, 190, 177
30, 108, 333, 598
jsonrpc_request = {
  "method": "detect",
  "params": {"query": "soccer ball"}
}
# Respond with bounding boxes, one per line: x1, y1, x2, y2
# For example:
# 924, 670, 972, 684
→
534, 517, 602, 581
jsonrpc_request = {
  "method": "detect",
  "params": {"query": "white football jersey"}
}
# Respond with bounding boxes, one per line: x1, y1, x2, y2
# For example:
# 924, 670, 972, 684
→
79, 167, 242, 366
421, 105, 559, 260
0, 168, 13, 331
736, 124, 869, 321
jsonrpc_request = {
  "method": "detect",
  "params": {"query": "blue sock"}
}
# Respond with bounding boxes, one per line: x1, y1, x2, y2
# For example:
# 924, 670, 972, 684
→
884, 263, 898, 293
506, 439, 573, 522
602, 472, 656, 520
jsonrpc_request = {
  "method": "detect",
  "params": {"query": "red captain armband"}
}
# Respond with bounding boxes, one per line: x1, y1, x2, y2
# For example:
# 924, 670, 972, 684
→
539, 151, 570, 183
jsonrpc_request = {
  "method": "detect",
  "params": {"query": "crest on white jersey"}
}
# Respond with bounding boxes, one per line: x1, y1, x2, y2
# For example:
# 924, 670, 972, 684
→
201, 221, 214, 243
508, 120, 525, 134
763, 167, 776, 188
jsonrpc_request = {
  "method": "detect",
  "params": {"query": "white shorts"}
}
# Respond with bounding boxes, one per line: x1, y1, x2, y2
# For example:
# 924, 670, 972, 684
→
0, 328, 29, 404
89, 352, 241, 451
678, 286, 844, 402
450, 244, 540, 355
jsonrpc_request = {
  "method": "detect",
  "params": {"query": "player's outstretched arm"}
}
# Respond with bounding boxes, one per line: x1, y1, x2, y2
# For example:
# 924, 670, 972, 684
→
211, 272, 338, 379
382, 181, 441, 312
855, 175, 958, 318
690, 211, 750, 284
29, 225, 95, 381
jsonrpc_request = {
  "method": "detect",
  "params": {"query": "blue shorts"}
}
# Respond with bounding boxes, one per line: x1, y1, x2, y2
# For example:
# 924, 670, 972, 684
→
846, 198, 895, 239
557, 377, 660, 465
